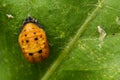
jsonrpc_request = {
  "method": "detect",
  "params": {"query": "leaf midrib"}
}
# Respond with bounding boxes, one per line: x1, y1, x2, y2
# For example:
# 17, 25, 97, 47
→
41, 0, 105, 80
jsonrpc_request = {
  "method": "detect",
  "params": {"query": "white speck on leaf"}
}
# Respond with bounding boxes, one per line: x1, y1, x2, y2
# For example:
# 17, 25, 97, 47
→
95, 0, 102, 8
97, 26, 106, 48
116, 16, 120, 25
6, 14, 14, 19
3, 3, 6, 7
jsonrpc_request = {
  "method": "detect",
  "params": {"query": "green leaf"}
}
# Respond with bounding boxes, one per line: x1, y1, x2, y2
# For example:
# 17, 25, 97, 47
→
0, 0, 120, 80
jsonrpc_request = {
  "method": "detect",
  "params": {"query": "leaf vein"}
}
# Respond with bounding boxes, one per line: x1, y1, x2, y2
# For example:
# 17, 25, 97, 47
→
41, 0, 105, 80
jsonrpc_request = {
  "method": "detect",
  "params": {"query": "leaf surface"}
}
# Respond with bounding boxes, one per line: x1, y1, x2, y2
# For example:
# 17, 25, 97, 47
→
0, 0, 119, 80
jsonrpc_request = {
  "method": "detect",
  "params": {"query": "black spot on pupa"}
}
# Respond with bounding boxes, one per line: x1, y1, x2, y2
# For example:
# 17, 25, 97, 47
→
25, 34, 27, 36
33, 32, 36, 34
34, 37, 38, 41
38, 50, 42, 54
26, 40, 29, 43
22, 40, 24, 43
40, 35, 42, 38
29, 53, 33, 56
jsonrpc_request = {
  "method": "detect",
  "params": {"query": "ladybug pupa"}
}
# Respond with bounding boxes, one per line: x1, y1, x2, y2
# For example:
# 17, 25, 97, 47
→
18, 17, 49, 63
